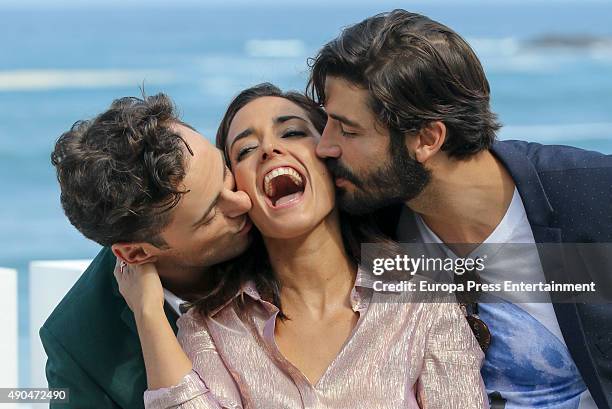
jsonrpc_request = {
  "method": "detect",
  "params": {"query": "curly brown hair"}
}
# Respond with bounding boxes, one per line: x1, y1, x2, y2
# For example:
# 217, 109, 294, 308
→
51, 93, 193, 247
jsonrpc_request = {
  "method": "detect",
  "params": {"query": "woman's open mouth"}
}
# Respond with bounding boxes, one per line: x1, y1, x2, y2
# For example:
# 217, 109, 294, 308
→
262, 166, 306, 209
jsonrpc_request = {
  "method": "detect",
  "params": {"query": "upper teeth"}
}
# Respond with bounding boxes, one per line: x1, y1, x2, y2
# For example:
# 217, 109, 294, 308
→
264, 167, 303, 197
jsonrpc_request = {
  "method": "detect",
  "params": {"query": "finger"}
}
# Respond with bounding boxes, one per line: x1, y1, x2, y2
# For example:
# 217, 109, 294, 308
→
121, 263, 131, 277
113, 266, 123, 283
113, 260, 129, 281
113, 259, 121, 275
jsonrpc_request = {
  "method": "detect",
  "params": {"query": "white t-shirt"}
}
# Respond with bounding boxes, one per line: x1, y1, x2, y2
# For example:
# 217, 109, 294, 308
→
399, 188, 596, 409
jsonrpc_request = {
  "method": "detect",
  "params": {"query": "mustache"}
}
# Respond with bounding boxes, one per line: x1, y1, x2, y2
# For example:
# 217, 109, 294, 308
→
325, 158, 363, 188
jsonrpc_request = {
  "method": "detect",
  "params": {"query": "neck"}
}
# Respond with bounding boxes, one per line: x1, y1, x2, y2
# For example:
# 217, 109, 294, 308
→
408, 150, 515, 244
155, 262, 207, 302
263, 209, 357, 317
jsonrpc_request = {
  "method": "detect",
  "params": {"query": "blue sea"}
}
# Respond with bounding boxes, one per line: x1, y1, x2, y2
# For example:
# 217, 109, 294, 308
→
0, 0, 611, 387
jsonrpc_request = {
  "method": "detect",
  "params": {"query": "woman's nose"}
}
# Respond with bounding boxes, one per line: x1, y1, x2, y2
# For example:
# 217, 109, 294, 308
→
261, 142, 283, 161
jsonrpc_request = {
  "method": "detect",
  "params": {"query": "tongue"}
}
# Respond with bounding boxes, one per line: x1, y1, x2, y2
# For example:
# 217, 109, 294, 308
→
269, 174, 303, 206
275, 192, 302, 206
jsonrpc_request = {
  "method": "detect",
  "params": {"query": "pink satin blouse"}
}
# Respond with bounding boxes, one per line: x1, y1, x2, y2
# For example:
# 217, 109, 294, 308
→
144, 269, 489, 409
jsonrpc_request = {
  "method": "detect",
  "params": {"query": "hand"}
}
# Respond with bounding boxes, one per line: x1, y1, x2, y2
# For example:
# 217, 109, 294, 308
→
113, 259, 165, 319
113, 260, 194, 390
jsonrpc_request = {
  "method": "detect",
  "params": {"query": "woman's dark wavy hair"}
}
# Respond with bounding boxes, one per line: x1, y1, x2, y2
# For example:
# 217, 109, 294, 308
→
51, 93, 193, 247
190, 83, 400, 318
307, 9, 501, 158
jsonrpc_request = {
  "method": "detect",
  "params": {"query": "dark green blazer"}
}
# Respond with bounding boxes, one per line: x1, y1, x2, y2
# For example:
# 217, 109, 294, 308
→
40, 247, 179, 408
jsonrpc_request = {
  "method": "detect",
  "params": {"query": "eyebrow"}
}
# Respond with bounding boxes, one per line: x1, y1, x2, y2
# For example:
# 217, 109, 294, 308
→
228, 127, 253, 154
328, 113, 361, 129
275, 115, 307, 124
192, 151, 227, 228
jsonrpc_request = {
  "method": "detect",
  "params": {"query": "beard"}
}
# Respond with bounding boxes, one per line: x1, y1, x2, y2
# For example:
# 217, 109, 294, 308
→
326, 140, 431, 215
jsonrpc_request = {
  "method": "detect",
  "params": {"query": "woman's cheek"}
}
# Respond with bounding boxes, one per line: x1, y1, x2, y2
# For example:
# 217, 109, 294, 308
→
314, 165, 336, 210
321, 176, 336, 210
233, 166, 262, 217
232, 164, 250, 191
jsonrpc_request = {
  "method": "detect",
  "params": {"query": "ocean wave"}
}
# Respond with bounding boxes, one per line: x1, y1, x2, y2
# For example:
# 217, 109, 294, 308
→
499, 122, 612, 142
244, 39, 306, 58
466, 36, 612, 72
202, 36, 612, 78
0, 69, 175, 91
468, 37, 521, 56
194, 54, 308, 96
195, 55, 307, 74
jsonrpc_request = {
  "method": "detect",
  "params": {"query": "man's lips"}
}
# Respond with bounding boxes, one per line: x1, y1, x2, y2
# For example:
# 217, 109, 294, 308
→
335, 177, 351, 188
237, 217, 252, 234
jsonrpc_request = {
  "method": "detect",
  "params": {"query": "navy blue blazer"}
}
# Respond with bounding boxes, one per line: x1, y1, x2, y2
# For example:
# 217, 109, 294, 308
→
375, 140, 612, 408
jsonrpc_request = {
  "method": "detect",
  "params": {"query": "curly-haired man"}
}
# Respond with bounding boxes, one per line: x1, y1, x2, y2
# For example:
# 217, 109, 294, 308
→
41, 93, 252, 408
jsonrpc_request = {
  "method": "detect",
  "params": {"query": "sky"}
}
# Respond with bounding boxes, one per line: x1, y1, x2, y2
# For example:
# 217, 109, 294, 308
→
0, 0, 610, 8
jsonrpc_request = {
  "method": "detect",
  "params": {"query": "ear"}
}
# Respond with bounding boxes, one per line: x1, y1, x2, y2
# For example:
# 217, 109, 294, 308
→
111, 242, 160, 265
409, 121, 446, 164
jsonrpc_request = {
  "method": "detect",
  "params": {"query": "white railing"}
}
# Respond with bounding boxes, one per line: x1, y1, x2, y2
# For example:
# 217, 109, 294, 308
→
0, 260, 91, 407
28, 260, 91, 392
0, 267, 18, 388
0, 260, 92, 408
0, 268, 18, 409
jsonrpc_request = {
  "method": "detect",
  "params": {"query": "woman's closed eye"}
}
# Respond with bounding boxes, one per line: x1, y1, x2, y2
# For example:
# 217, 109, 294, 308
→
235, 130, 309, 161
281, 129, 307, 138
236, 145, 256, 161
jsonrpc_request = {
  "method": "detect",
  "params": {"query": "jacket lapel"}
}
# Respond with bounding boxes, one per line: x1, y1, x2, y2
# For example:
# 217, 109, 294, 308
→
490, 141, 554, 229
